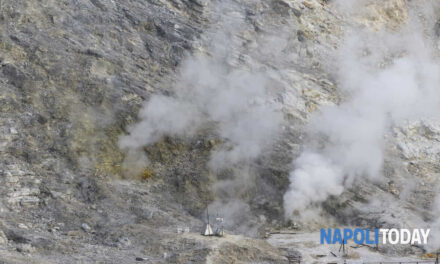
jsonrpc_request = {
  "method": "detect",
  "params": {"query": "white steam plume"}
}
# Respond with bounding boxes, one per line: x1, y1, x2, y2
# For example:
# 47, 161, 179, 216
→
284, 2, 440, 218
118, 1, 282, 173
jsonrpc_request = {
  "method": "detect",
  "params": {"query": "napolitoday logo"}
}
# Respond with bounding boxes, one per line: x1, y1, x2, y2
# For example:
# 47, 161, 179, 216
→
321, 228, 430, 245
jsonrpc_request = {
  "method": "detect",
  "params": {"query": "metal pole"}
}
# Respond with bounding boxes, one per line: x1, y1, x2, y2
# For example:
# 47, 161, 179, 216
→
343, 238, 345, 255
206, 204, 209, 225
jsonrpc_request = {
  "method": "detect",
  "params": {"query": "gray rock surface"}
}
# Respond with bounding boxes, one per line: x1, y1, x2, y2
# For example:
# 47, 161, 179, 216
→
0, 0, 439, 262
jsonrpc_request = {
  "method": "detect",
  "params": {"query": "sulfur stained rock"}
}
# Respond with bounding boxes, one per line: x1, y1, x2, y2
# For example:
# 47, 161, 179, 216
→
0, 0, 438, 262
140, 168, 154, 181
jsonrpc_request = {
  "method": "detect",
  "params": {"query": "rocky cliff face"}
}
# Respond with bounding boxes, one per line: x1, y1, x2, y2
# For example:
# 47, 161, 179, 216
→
1, 0, 440, 263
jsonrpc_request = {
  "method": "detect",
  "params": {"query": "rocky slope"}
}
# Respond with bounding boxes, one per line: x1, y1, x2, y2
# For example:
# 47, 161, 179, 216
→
1, 0, 440, 263
0, 0, 291, 262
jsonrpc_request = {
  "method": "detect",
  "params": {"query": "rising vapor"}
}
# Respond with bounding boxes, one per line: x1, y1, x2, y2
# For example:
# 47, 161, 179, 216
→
283, 0, 440, 225
118, 1, 282, 174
